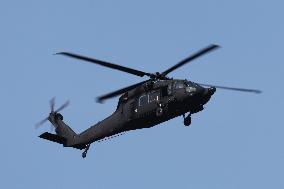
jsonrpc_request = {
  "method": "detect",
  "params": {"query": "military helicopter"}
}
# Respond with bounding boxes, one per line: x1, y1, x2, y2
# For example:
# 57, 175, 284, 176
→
36, 44, 261, 158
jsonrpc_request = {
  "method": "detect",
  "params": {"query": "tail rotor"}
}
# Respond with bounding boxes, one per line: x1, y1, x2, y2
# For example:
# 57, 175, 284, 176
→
35, 97, 70, 131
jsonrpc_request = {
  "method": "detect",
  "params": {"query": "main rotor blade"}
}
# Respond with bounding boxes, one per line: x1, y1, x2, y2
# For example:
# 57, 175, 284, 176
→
56, 52, 152, 77
97, 80, 148, 103
162, 44, 220, 76
197, 83, 262, 94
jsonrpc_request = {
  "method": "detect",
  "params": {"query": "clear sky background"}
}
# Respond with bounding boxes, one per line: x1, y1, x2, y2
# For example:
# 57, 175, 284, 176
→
0, 0, 283, 188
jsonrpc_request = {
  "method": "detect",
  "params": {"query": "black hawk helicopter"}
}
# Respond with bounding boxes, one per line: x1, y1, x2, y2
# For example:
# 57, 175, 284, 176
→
36, 44, 261, 158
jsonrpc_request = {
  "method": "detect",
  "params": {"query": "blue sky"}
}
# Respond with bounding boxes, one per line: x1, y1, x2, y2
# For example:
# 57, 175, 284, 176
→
0, 0, 283, 188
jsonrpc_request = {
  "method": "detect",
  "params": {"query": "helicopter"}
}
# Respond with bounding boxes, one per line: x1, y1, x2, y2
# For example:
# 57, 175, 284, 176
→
36, 44, 261, 158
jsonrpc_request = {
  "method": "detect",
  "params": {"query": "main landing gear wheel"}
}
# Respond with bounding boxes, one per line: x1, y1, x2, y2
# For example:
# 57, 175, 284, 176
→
183, 114, 191, 126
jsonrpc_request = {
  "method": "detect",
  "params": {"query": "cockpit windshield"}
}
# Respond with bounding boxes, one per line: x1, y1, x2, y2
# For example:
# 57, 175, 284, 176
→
185, 81, 192, 86
173, 80, 200, 93
174, 82, 185, 89
185, 81, 199, 87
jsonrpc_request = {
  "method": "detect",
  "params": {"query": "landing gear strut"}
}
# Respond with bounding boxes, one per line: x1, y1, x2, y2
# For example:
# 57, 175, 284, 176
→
183, 113, 191, 126
82, 144, 90, 158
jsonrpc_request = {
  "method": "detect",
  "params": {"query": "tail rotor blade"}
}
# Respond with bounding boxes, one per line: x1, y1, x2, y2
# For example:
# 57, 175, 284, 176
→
35, 117, 49, 129
55, 101, 70, 112
50, 97, 55, 112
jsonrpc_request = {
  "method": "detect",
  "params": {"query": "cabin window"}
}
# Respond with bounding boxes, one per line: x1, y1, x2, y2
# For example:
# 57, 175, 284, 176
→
139, 95, 148, 106
167, 83, 173, 95
149, 91, 160, 102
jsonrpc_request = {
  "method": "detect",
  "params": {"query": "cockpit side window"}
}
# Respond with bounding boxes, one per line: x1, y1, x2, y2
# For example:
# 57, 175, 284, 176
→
167, 83, 173, 95
139, 95, 148, 106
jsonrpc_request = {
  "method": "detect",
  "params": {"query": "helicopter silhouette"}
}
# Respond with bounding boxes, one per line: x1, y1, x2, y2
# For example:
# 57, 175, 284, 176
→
36, 44, 261, 158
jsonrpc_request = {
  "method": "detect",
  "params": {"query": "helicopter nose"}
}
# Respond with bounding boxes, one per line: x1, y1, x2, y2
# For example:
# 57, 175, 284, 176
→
201, 87, 216, 105
207, 87, 216, 96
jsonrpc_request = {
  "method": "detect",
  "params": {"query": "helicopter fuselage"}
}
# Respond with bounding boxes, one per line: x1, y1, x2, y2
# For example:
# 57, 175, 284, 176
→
71, 79, 216, 147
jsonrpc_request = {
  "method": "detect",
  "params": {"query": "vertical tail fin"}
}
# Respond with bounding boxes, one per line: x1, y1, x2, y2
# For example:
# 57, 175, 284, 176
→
48, 113, 77, 146
37, 99, 85, 150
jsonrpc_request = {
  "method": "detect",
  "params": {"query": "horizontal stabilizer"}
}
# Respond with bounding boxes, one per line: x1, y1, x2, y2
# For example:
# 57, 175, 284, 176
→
39, 132, 66, 145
